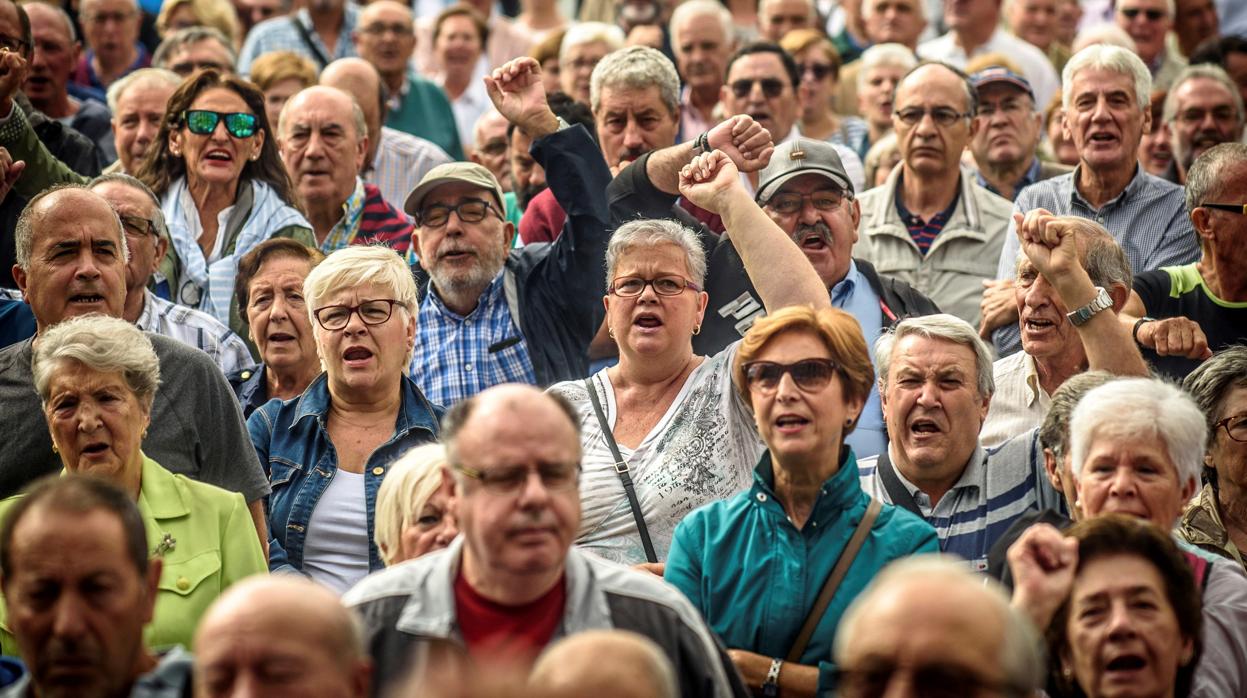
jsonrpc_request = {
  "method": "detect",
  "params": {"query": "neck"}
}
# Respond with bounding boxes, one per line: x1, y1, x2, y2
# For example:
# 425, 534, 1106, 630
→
979, 156, 1033, 201
520, 4, 561, 25
267, 363, 321, 401
433, 281, 488, 316
93, 47, 137, 83
188, 178, 239, 220
613, 346, 699, 392
1197, 247, 1247, 302
382, 69, 405, 96
689, 85, 719, 112
1218, 481, 1247, 539
1033, 350, 1086, 398
33, 92, 76, 119
1076, 162, 1134, 208
462, 549, 562, 605
122, 286, 147, 323
953, 22, 995, 53
891, 444, 963, 507
900, 167, 959, 219
328, 376, 403, 421
305, 194, 348, 246
309, 5, 345, 28
443, 71, 471, 98
801, 111, 836, 140
772, 448, 840, 529
868, 120, 890, 144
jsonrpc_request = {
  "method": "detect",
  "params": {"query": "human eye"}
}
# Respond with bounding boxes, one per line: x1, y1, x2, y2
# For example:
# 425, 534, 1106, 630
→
812, 192, 841, 209
654, 277, 683, 293
614, 277, 644, 295
770, 195, 800, 212
285, 291, 306, 307
420, 205, 451, 226
415, 510, 443, 528
318, 306, 349, 326
540, 463, 576, 488
483, 467, 526, 491
360, 301, 392, 322
250, 291, 273, 309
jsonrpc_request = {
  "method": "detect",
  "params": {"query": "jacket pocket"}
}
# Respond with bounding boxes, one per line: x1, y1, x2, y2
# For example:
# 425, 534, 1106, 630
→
159, 550, 222, 597
268, 459, 299, 488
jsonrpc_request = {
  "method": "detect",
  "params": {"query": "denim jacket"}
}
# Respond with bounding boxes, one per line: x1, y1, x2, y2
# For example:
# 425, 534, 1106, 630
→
247, 373, 443, 574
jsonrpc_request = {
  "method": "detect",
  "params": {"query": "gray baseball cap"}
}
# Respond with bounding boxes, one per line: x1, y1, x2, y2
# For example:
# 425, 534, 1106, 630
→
755, 138, 855, 204
404, 162, 506, 218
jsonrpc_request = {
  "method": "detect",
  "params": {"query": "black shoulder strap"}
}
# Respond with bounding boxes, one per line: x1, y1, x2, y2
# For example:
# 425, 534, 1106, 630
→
290, 16, 330, 70
583, 378, 658, 563
877, 449, 925, 520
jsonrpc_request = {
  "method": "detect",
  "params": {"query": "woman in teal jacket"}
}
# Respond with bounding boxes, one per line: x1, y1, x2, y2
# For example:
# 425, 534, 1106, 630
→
665, 307, 939, 697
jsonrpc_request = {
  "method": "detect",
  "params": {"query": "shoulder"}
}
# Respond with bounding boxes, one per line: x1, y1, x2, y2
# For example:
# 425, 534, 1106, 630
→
970, 181, 1016, 221
874, 500, 938, 547
343, 547, 448, 609
1016, 173, 1073, 206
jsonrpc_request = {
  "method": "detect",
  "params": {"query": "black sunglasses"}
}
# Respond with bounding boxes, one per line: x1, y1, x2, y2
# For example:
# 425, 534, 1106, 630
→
799, 62, 833, 81
1200, 202, 1247, 215
743, 359, 841, 393
1120, 7, 1166, 21
182, 110, 259, 138
730, 78, 786, 99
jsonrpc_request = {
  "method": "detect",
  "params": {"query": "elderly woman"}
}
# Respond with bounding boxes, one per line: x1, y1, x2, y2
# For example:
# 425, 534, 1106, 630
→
855, 43, 916, 149
549, 150, 831, 566
862, 132, 900, 189
665, 306, 938, 696
134, 70, 313, 332
247, 51, 319, 131
781, 30, 870, 160
156, 0, 241, 44
248, 246, 443, 593
374, 443, 459, 566
230, 238, 325, 418
1180, 347, 1247, 570
0, 315, 266, 653
1042, 515, 1203, 698
434, 5, 492, 151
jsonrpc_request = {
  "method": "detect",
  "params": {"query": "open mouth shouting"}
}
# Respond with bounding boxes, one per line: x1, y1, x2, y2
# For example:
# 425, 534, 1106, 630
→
342, 345, 375, 368
774, 412, 811, 435
632, 311, 664, 333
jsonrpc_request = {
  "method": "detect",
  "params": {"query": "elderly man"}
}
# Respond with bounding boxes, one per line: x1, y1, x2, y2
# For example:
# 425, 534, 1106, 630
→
107, 69, 179, 175
0, 185, 269, 530
1190, 36, 1247, 106
835, 557, 1043, 697
320, 58, 452, 218
1125, 143, 1247, 380
853, 61, 1010, 326
919, 0, 1059, 112
353, 0, 463, 160
1174, 0, 1220, 57
150, 26, 237, 77
194, 576, 370, 697
23, 2, 114, 164
74, 0, 149, 91
836, 0, 928, 118
987, 45, 1201, 355
238, 0, 357, 75
0, 476, 192, 698
471, 110, 513, 193
557, 22, 625, 104
1161, 65, 1245, 185
1116, 0, 1187, 90
403, 58, 612, 403
758, 0, 815, 42
342, 385, 745, 696
1005, 0, 1070, 72
670, 0, 733, 139
277, 86, 413, 254
529, 631, 679, 698
970, 67, 1071, 201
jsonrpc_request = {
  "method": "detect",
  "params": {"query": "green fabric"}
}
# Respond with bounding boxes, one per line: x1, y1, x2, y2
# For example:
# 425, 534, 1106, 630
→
386, 73, 465, 160
0, 105, 89, 198
504, 190, 522, 247
1166, 263, 1247, 308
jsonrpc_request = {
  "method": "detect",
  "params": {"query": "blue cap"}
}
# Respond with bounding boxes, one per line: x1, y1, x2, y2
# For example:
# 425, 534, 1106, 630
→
970, 66, 1035, 101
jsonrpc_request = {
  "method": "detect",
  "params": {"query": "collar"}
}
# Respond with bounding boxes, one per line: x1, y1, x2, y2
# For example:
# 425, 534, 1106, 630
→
137, 454, 190, 521
752, 448, 866, 525
975, 158, 1043, 196
830, 259, 862, 304
321, 177, 367, 251
291, 372, 441, 438
135, 288, 158, 330
886, 442, 987, 501
426, 271, 505, 321
1022, 352, 1043, 407
894, 172, 960, 224
1069, 162, 1147, 210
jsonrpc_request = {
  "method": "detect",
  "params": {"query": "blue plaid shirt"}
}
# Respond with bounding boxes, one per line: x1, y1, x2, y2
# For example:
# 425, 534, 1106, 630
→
408, 273, 537, 405
237, 5, 360, 75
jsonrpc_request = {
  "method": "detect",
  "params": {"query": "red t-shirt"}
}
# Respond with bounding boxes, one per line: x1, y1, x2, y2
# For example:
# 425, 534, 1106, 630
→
453, 569, 566, 666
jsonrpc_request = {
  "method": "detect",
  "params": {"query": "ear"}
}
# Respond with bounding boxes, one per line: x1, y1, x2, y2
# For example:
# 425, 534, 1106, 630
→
1108, 283, 1130, 313
1180, 475, 1198, 503
849, 198, 861, 241
249, 125, 266, 159
412, 228, 430, 271
694, 289, 709, 326
1061, 108, 1072, 142
1142, 108, 1154, 141
968, 114, 981, 138
1180, 636, 1196, 667
12, 264, 26, 297
151, 237, 170, 276
1190, 206, 1215, 244
501, 220, 516, 250
168, 127, 183, 157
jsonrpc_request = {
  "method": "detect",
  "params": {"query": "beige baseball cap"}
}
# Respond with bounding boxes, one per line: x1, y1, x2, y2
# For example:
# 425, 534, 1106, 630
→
403, 162, 506, 218
755, 138, 854, 204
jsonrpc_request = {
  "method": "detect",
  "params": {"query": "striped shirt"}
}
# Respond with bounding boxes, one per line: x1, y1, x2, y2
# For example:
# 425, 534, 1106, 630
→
320, 178, 414, 255
135, 290, 255, 376
895, 185, 958, 255
363, 128, 452, 223
408, 273, 536, 406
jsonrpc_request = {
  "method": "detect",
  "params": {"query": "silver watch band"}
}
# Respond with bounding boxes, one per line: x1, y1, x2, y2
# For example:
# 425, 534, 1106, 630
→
1066, 286, 1113, 327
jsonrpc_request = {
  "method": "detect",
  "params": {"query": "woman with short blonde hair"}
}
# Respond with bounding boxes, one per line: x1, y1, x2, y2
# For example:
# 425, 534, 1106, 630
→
374, 443, 458, 566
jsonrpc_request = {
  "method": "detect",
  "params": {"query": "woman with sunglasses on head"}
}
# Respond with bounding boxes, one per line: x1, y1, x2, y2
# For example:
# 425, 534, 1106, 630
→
663, 305, 938, 697
781, 30, 871, 161
133, 70, 313, 337
248, 245, 442, 593
548, 150, 833, 568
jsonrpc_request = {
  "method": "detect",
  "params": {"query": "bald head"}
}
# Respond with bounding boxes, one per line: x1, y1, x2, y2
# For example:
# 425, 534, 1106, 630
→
530, 631, 677, 698
321, 58, 385, 162
443, 384, 581, 466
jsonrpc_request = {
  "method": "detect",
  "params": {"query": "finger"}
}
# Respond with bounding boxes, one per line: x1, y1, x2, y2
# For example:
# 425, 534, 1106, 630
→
4, 160, 23, 184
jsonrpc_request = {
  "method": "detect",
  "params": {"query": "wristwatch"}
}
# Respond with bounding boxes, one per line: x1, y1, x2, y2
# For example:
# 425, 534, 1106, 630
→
1066, 286, 1113, 327
762, 658, 783, 697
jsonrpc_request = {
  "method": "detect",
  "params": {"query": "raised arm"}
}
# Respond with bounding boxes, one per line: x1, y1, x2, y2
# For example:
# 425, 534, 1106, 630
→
0, 51, 89, 196
644, 115, 774, 194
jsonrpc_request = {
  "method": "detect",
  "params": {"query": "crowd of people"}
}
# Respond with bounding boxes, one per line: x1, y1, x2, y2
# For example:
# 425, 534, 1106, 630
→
0, 0, 1245, 696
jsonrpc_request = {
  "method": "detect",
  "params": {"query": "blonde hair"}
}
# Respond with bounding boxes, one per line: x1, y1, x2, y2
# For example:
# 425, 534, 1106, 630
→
247, 50, 318, 92
374, 443, 451, 566
156, 0, 240, 45
303, 246, 419, 363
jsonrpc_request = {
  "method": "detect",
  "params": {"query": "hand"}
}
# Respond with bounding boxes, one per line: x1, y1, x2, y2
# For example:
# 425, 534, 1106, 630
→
1007, 523, 1078, 630
0, 146, 24, 204
1013, 209, 1084, 282
979, 279, 1018, 339
706, 115, 774, 173
631, 561, 665, 576
678, 150, 744, 215
0, 48, 29, 114
726, 649, 770, 689
1136, 317, 1212, 360
484, 57, 559, 139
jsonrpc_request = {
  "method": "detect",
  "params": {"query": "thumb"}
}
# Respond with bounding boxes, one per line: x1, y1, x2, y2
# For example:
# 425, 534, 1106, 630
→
4, 159, 22, 185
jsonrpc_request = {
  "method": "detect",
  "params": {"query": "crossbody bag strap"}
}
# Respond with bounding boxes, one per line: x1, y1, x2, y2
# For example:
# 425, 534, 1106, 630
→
583, 378, 658, 563
786, 497, 882, 662
877, 449, 925, 519
290, 16, 330, 70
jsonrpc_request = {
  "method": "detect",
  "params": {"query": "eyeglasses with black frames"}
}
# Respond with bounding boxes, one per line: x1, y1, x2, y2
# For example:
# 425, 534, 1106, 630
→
416, 198, 501, 228
608, 276, 702, 297
313, 299, 401, 331
894, 106, 973, 127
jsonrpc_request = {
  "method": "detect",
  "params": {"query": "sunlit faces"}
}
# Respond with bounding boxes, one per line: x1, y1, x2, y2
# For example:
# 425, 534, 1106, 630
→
864, 0, 928, 46
169, 87, 265, 192
354, 1, 416, 78
1074, 431, 1196, 527
80, 0, 141, 67
722, 52, 798, 140
1005, 0, 1059, 51
245, 255, 318, 375
164, 38, 234, 77
1115, 0, 1171, 64
858, 63, 905, 130
1167, 76, 1242, 175
23, 3, 79, 109
434, 14, 484, 77
415, 182, 511, 302
1208, 386, 1247, 505
673, 14, 731, 94
763, 173, 860, 288
972, 83, 1042, 169
112, 80, 177, 173
1013, 257, 1085, 364
759, 0, 814, 42
509, 127, 547, 210
594, 84, 679, 169
312, 282, 415, 395
560, 39, 613, 104
264, 78, 309, 132
1063, 555, 1194, 698
892, 64, 977, 178
944, 0, 998, 32
278, 89, 366, 209
91, 180, 165, 295
604, 243, 707, 359
1062, 67, 1149, 173
795, 44, 837, 122
1137, 117, 1173, 176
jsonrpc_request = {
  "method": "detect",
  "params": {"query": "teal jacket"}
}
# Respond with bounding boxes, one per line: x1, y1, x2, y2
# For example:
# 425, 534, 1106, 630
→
665, 449, 939, 695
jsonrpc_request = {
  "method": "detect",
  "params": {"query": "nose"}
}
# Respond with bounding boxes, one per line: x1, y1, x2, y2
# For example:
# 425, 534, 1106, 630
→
622, 118, 645, 150
268, 293, 291, 323
529, 163, 547, 189
51, 595, 88, 640
1106, 599, 1140, 638
774, 370, 802, 400
1108, 467, 1139, 498
1090, 95, 1112, 122
436, 512, 459, 545
77, 401, 103, 433
73, 248, 103, 282
1024, 275, 1053, 309
798, 198, 822, 225
915, 378, 941, 408
516, 469, 553, 508
341, 307, 369, 335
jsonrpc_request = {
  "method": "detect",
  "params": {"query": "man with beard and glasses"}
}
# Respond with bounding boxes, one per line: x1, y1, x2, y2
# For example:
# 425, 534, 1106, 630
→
1160, 65, 1244, 185
511, 92, 595, 245
404, 57, 613, 405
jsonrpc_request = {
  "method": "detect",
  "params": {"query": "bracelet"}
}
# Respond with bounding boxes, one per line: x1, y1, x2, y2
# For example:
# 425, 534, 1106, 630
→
761, 657, 783, 697
693, 130, 710, 155
1133, 316, 1156, 345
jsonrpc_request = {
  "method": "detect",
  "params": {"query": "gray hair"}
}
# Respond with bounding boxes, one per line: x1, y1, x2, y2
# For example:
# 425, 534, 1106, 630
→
835, 556, 1044, 698
26, 1, 78, 43
1069, 378, 1207, 491
863, 0, 927, 22
89, 173, 170, 242
14, 184, 128, 271
1184, 142, 1247, 214
559, 21, 625, 60
32, 315, 161, 409
1038, 370, 1118, 461
303, 246, 417, 362
1183, 346, 1247, 448
1163, 65, 1245, 127
151, 26, 237, 72
105, 67, 182, 113
874, 314, 995, 397
669, 0, 733, 53
604, 218, 707, 287
1013, 219, 1132, 290
1063, 44, 1152, 111
590, 46, 680, 116
857, 43, 919, 92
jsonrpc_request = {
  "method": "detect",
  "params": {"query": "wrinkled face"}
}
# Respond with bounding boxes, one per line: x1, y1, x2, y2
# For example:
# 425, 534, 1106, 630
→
594, 85, 679, 169
1137, 117, 1173, 176
164, 38, 234, 77
881, 334, 989, 479
80, 0, 140, 65
1064, 67, 1149, 174
434, 15, 483, 75
509, 128, 546, 211
1064, 555, 1193, 698
263, 78, 307, 132
760, 0, 813, 41
1075, 431, 1195, 528
763, 173, 860, 288
1209, 386, 1247, 499
43, 364, 149, 482
722, 52, 798, 140
279, 91, 366, 211
796, 45, 837, 121
864, 0, 927, 46
893, 65, 977, 178
748, 330, 863, 465
560, 40, 612, 104
1116, 0, 1171, 63
1014, 256, 1086, 365
944, 0, 998, 31
112, 80, 177, 173
673, 15, 730, 94
355, 3, 416, 77
1168, 77, 1242, 175
3, 508, 156, 698
415, 182, 512, 298
859, 63, 904, 129
312, 283, 415, 396
91, 180, 164, 294
169, 87, 265, 192
396, 475, 459, 564
972, 83, 1042, 170
24, 5, 78, 108
1006, 0, 1058, 50
605, 243, 708, 361
245, 255, 318, 374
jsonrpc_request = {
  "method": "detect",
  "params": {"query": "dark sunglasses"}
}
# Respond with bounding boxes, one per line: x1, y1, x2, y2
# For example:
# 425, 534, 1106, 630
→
730, 78, 786, 99
182, 110, 259, 138
743, 359, 840, 393
799, 62, 833, 81
1120, 7, 1165, 21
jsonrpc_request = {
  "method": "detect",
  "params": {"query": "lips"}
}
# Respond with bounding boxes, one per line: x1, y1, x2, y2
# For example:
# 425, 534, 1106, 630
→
775, 413, 811, 433
343, 346, 373, 360
1024, 317, 1058, 332
633, 312, 663, 329
268, 332, 296, 343
909, 417, 943, 436
68, 293, 106, 305
81, 441, 109, 455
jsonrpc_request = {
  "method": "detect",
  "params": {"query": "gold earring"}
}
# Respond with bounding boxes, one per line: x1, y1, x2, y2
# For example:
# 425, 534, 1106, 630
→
607, 326, 615, 339
692, 324, 701, 336
51, 443, 58, 454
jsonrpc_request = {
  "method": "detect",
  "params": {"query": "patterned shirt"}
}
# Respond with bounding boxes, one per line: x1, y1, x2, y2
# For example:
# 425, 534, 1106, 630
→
319, 178, 414, 255
237, 6, 360, 75
363, 127, 452, 222
135, 290, 255, 375
408, 274, 536, 406
895, 181, 959, 255
980, 350, 1050, 448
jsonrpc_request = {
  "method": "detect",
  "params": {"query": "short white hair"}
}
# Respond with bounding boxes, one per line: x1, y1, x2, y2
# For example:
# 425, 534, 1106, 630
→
874, 314, 995, 397
590, 46, 680, 115
862, 0, 927, 22
605, 218, 707, 287
1068, 378, 1207, 492
857, 43, 919, 92
303, 246, 418, 361
1062, 44, 1152, 111
32, 315, 161, 410
106, 68, 182, 113
669, 0, 733, 53
373, 443, 450, 566
559, 22, 625, 60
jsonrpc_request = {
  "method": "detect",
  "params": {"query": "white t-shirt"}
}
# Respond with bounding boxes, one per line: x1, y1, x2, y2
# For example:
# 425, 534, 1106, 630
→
302, 469, 370, 595
549, 345, 765, 565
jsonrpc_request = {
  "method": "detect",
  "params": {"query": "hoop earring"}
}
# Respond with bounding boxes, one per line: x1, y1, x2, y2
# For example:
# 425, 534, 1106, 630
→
607, 326, 615, 339
692, 324, 701, 336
